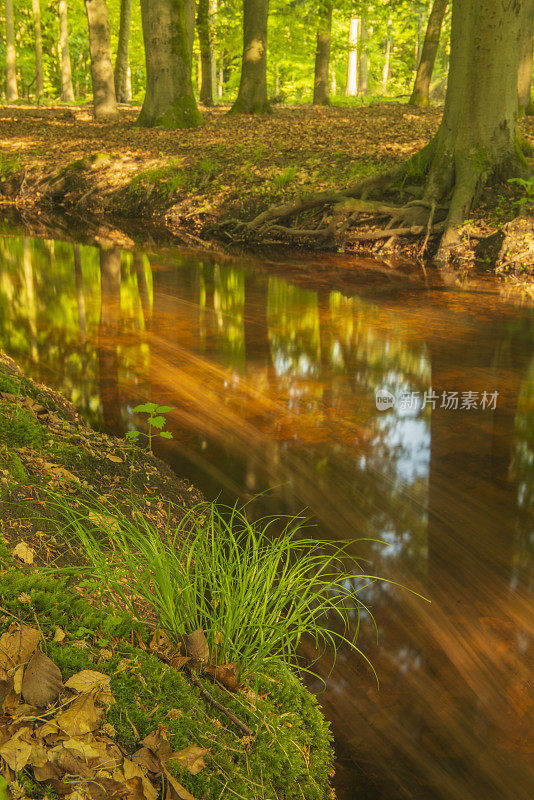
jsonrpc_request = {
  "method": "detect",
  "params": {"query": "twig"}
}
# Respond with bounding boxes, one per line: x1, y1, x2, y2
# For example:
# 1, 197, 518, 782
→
189, 672, 253, 737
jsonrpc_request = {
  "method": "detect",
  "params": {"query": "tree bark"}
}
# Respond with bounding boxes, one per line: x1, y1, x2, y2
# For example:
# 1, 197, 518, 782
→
197, 0, 216, 105
424, 0, 529, 246
358, 14, 368, 95
98, 246, 123, 437
313, 2, 333, 106
409, 0, 448, 106
138, 0, 202, 128
518, 1, 534, 115
382, 18, 392, 94
5, 0, 18, 102
32, 0, 44, 99
114, 0, 132, 103
229, 0, 271, 114
84, 0, 118, 120
58, 0, 75, 101
345, 17, 358, 96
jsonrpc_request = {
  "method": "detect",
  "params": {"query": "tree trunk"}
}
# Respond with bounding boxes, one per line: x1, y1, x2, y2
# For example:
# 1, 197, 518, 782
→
358, 14, 368, 95
138, 0, 202, 128
58, 0, 75, 101
197, 0, 216, 105
409, 0, 448, 106
32, 0, 44, 99
424, 0, 529, 247
382, 18, 392, 94
518, 1, 534, 115
114, 0, 132, 103
345, 17, 358, 96
229, 0, 271, 114
84, 0, 118, 120
5, 0, 18, 102
313, 2, 333, 106
185, 0, 195, 63
98, 246, 123, 437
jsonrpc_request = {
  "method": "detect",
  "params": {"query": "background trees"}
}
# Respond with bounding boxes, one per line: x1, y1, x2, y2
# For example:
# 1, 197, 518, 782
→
0, 0, 530, 124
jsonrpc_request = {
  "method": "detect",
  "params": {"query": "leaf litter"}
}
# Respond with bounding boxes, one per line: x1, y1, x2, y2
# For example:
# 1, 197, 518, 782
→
0, 623, 206, 800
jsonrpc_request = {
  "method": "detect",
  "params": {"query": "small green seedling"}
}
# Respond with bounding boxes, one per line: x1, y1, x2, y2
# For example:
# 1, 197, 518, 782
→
126, 402, 175, 452
508, 176, 534, 214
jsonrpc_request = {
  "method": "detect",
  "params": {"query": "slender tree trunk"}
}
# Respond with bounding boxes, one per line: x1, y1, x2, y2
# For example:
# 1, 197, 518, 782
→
114, 0, 132, 103
138, 0, 202, 128
32, 0, 44, 99
197, 0, 216, 105
382, 18, 392, 94
409, 0, 448, 107
185, 0, 195, 63
58, 0, 75, 101
229, 0, 271, 114
518, 1, 534, 115
345, 17, 358, 96
73, 245, 86, 344
5, 0, 18, 102
358, 14, 368, 95
313, 2, 333, 105
84, 0, 118, 120
424, 0, 529, 246
98, 246, 123, 437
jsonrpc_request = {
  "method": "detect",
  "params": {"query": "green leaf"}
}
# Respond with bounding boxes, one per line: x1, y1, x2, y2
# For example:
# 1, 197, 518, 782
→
133, 402, 158, 414
159, 431, 173, 439
156, 405, 175, 414
0, 775, 8, 800
148, 416, 165, 429
125, 430, 140, 440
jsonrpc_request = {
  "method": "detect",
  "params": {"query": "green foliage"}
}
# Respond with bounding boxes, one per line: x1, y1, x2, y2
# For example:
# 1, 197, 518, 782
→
272, 165, 300, 188
126, 402, 175, 451
39, 491, 379, 683
0, 398, 46, 448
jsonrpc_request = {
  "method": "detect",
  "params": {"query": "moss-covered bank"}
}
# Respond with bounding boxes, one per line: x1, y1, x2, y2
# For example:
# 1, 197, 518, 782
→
0, 352, 335, 799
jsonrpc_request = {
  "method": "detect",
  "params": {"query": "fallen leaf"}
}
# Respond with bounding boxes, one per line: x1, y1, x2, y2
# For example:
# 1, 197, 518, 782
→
56, 692, 101, 737
105, 454, 123, 463
204, 662, 239, 692
0, 625, 41, 671
183, 629, 209, 664
170, 745, 208, 775
0, 730, 32, 771
64, 670, 111, 694
21, 650, 63, 707
11, 542, 34, 565
162, 764, 197, 800
53, 626, 67, 643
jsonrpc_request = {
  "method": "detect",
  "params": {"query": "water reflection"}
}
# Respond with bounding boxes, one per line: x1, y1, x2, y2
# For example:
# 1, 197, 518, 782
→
0, 235, 533, 800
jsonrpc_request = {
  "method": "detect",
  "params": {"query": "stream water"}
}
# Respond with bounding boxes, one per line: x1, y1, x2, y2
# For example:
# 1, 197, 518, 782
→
0, 232, 533, 800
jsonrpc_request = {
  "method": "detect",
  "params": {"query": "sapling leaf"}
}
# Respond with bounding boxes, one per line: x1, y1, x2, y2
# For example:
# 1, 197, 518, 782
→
148, 416, 165, 429
125, 430, 139, 440
159, 431, 173, 439
156, 405, 175, 414
133, 402, 158, 414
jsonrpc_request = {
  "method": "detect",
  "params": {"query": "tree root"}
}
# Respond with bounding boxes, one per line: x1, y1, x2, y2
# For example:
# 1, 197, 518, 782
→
189, 671, 253, 737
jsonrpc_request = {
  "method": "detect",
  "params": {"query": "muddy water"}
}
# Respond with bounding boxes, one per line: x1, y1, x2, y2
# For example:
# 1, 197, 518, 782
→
0, 234, 533, 800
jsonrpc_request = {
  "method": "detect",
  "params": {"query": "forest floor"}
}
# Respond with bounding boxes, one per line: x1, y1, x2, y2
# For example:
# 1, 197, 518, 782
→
0, 101, 533, 287
0, 350, 334, 800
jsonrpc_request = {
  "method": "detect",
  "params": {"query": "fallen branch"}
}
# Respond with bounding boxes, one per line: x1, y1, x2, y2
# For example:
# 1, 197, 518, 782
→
189, 672, 253, 737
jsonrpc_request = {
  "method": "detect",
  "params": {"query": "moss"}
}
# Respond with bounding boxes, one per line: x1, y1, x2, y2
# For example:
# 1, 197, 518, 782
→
0, 400, 46, 448
0, 569, 334, 800
138, 95, 202, 130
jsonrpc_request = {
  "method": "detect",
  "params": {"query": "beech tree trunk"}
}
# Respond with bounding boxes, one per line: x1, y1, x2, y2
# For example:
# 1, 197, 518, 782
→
358, 14, 368, 95
313, 2, 333, 106
423, 0, 529, 245
85, 0, 118, 120
518, 1, 534, 115
230, 0, 270, 114
5, 0, 18, 102
409, 0, 448, 106
32, 0, 44, 99
58, 0, 75, 101
138, 0, 202, 128
382, 17, 392, 93
197, 0, 216, 105
345, 17, 358, 96
114, 0, 132, 103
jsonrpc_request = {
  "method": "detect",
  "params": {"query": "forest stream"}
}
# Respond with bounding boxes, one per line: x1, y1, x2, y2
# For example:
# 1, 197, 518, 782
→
0, 231, 533, 800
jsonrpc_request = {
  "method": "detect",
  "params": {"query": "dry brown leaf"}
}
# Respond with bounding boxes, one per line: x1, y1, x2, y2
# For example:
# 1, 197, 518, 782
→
149, 629, 181, 662
64, 670, 111, 695
169, 745, 208, 775
131, 745, 161, 774
13, 665, 24, 695
0, 625, 41, 671
142, 727, 173, 762
53, 626, 67, 643
183, 629, 209, 664
123, 775, 158, 800
56, 693, 101, 737
204, 662, 239, 692
105, 454, 123, 463
11, 541, 35, 564
162, 764, 197, 800
21, 650, 63, 707
0, 729, 32, 771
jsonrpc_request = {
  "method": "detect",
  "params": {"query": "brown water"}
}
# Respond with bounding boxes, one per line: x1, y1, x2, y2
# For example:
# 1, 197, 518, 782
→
1, 234, 533, 800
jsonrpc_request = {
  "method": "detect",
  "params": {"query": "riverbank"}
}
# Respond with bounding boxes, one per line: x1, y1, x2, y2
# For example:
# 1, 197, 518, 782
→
0, 103, 532, 284
0, 351, 334, 800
